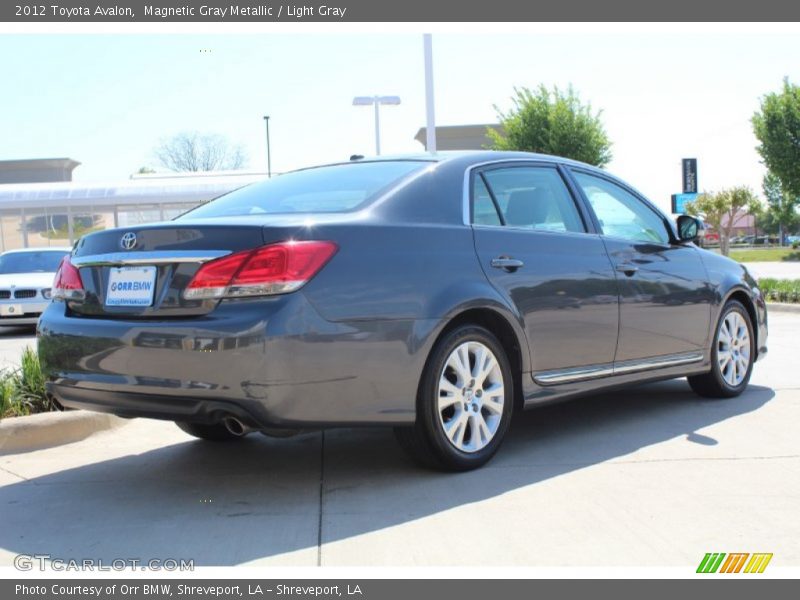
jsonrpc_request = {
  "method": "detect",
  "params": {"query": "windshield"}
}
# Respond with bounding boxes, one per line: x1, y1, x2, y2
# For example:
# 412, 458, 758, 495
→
0, 251, 68, 274
180, 160, 430, 219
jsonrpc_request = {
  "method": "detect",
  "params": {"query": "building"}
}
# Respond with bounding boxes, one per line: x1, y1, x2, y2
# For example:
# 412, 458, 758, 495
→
0, 158, 81, 184
414, 124, 503, 151
0, 164, 268, 251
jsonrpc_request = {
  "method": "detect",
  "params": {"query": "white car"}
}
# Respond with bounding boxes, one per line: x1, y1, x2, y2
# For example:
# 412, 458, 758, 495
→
0, 248, 71, 327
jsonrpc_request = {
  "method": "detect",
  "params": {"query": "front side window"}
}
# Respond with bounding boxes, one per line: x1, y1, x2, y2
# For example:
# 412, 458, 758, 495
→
181, 160, 430, 219
572, 171, 670, 244
472, 166, 585, 233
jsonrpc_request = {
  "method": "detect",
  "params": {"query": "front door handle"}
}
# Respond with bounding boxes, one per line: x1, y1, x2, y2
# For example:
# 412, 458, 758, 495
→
491, 257, 524, 272
616, 263, 638, 276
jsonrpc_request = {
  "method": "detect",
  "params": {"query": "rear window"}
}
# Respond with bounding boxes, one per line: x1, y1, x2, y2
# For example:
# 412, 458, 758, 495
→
180, 161, 430, 219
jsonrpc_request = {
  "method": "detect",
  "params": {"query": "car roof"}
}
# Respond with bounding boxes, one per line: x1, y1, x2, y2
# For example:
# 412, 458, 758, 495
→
302, 150, 605, 172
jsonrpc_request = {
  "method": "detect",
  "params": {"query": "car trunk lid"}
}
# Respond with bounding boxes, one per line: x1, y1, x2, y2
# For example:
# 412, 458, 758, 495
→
68, 222, 286, 318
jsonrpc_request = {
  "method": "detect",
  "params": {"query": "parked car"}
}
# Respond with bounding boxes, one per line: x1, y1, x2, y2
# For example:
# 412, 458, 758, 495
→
0, 247, 71, 327
37, 152, 768, 470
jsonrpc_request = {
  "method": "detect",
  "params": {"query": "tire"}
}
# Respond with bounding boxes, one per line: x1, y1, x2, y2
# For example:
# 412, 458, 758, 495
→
175, 421, 244, 441
688, 299, 755, 398
395, 324, 514, 471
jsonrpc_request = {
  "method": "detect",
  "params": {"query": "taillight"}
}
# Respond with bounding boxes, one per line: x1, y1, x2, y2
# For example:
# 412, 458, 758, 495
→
184, 241, 338, 300
52, 256, 85, 301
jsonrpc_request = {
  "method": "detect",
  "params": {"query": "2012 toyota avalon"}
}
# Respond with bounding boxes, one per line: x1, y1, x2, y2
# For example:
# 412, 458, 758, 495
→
37, 152, 768, 470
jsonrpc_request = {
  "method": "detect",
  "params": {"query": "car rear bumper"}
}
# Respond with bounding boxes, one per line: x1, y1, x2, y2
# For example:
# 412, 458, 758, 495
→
1, 316, 41, 326
38, 294, 433, 428
47, 384, 269, 428
0, 299, 48, 325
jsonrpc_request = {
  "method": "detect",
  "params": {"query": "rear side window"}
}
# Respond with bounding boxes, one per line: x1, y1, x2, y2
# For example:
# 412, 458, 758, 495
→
473, 177, 502, 226
181, 161, 430, 219
472, 166, 585, 233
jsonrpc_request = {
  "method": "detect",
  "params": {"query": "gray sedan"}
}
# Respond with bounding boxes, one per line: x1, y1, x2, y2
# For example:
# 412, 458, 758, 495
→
37, 152, 767, 470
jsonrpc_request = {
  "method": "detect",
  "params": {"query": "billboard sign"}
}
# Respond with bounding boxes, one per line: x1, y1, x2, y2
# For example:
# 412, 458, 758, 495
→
672, 192, 698, 214
682, 158, 698, 194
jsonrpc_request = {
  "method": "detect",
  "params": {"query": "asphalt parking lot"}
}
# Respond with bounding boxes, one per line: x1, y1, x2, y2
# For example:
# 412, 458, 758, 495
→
0, 325, 34, 370
0, 313, 798, 567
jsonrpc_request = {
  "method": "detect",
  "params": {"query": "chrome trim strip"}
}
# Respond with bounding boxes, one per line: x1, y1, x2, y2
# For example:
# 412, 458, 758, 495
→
534, 363, 614, 385
71, 250, 231, 267
534, 351, 704, 386
612, 351, 704, 375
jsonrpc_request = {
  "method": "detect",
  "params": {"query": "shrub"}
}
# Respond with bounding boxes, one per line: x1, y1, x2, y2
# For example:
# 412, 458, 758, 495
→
0, 374, 18, 418
16, 347, 53, 414
0, 348, 56, 420
758, 278, 800, 303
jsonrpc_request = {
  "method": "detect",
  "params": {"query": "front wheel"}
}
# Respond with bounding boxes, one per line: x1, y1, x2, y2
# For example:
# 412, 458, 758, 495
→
395, 325, 514, 471
688, 299, 755, 398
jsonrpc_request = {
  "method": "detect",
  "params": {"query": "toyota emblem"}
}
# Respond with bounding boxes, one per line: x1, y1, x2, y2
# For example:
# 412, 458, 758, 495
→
120, 232, 138, 250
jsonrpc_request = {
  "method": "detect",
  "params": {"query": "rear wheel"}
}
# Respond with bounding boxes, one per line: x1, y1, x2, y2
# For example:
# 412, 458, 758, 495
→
395, 325, 514, 471
175, 421, 244, 441
688, 299, 754, 398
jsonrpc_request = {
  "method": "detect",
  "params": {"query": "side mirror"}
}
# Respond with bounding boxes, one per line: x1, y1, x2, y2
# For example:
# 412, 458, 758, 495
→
676, 215, 702, 243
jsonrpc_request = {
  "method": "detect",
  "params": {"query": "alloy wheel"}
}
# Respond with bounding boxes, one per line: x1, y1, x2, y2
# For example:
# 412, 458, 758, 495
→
717, 310, 751, 387
437, 341, 505, 453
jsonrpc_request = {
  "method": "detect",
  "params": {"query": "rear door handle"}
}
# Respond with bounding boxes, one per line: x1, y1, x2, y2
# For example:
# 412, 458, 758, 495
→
616, 263, 638, 276
491, 257, 524, 272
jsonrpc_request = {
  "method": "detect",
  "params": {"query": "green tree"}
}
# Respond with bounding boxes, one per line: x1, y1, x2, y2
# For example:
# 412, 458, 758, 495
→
759, 172, 800, 241
488, 85, 612, 167
752, 78, 800, 197
686, 187, 761, 256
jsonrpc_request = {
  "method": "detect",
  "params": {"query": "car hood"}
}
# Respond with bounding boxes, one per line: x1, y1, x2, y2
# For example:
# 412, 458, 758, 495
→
0, 272, 56, 289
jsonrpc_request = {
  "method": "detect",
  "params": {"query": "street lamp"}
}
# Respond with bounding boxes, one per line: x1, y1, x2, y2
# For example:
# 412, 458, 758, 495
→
263, 115, 272, 178
352, 95, 401, 155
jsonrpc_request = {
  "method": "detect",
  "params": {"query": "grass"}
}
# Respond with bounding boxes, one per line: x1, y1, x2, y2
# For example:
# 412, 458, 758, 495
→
728, 247, 800, 262
0, 347, 56, 420
758, 278, 800, 304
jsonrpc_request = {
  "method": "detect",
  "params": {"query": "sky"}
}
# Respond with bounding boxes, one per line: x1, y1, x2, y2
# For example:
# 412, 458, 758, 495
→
1, 29, 799, 214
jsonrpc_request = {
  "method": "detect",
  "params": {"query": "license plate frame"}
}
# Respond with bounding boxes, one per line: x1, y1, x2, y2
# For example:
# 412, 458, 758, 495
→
0, 304, 24, 316
105, 266, 157, 307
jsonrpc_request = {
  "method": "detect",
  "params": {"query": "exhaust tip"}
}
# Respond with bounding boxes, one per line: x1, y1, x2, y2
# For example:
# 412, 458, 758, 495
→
222, 416, 249, 436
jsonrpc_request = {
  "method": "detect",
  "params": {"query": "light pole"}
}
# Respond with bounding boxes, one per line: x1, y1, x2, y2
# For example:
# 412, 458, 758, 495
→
263, 115, 272, 178
423, 34, 437, 153
352, 95, 401, 155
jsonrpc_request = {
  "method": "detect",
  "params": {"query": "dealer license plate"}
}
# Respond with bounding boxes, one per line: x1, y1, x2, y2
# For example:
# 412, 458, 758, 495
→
105, 266, 157, 307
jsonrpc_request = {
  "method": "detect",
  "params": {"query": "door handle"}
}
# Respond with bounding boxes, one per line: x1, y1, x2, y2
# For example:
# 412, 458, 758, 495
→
616, 263, 638, 276
491, 257, 524, 272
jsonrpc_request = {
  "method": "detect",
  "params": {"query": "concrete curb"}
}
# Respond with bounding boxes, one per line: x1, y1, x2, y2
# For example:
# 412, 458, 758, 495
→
0, 410, 129, 455
766, 302, 800, 314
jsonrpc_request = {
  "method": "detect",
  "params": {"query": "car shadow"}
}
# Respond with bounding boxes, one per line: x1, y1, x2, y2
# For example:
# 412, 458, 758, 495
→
0, 325, 36, 339
0, 379, 774, 565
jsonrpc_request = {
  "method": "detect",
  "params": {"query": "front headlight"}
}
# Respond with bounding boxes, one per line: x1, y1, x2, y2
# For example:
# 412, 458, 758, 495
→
42, 288, 52, 299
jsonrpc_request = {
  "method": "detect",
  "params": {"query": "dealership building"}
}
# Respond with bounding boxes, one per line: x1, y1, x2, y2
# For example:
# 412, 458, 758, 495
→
0, 158, 266, 252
